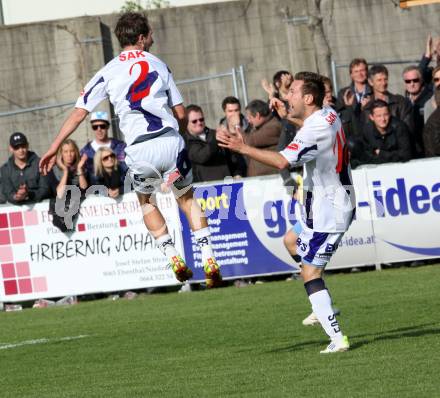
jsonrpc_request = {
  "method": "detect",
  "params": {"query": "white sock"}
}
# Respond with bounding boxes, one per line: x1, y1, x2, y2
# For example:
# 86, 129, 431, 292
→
193, 227, 214, 263
308, 289, 343, 342
156, 234, 180, 260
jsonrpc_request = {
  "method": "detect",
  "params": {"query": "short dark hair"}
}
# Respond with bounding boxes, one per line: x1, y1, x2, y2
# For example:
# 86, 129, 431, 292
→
294, 71, 325, 107
186, 104, 203, 116
115, 12, 151, 48
369, 64, 388, 79
349, 58, 368, 74
370, 99, 389, 113
222, 96, 241, 111
273, 70, 292, 87
245, 99, 271, 117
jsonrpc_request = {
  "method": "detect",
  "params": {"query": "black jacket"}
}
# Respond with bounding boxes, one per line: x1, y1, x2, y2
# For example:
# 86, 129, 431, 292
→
406, 83, 433, 156
363, 92, 414, 134
423, 107, 440, 157
90, 164, 127, 193
0, 174, 6, 204
336, 82, 373, 138
184, 127, 246, 183
0, 151, 49, 205
360, 117, 412, 165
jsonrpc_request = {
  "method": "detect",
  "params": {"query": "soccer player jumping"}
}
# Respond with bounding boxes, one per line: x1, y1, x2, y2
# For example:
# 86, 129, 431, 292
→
39, 12, 222, 288
217, 72, 355, 353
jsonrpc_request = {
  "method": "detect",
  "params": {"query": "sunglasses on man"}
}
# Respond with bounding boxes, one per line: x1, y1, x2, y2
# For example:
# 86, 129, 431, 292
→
404, 78, 420, 84
92, 124, 109, 131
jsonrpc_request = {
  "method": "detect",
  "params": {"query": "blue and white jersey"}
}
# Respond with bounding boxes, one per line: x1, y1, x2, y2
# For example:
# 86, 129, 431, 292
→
280, 106, 355, 233
75, 50, 183, 146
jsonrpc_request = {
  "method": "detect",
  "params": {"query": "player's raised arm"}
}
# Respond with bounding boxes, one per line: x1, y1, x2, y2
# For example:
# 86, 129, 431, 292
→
39, 108, 89, 175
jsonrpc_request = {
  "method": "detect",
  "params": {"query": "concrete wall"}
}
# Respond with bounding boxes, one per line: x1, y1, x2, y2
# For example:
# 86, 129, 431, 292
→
0, 17, 110, 162
1, 0, 440, 163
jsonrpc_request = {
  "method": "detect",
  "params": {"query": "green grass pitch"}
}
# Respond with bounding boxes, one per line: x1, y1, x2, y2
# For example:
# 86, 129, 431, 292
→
1, 265, 439, 397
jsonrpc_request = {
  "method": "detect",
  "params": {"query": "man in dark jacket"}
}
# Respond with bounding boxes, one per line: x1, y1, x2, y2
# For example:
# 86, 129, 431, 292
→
1, 132, 49, 205
358, 100, 412, 165
362, 65, 414, 142
423, 86, 440, 157
184, 105, 246, 183
336, 58, 373, 139
402, 65, 432, 157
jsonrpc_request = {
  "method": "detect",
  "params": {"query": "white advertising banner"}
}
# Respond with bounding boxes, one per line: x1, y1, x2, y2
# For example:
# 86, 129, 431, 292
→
1, 158, 439, 302
363, 159, 440, 263
231, 171, 376, 271
0, 192, 183, 302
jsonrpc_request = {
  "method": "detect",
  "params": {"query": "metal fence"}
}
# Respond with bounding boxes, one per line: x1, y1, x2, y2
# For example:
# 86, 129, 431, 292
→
177, 65, 248, 106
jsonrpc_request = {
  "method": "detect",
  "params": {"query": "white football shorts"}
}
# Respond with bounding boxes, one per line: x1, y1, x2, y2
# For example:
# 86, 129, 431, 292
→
124, 129, 193, 194
292, 201, 345, 268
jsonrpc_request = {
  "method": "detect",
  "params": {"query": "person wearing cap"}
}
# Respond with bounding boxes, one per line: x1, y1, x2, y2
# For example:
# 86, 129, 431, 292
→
1, 133, 49, 205
80, 111, 127, 179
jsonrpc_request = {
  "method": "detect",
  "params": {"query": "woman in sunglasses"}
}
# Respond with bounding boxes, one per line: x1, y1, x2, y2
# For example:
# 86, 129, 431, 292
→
92, 147, 126, 198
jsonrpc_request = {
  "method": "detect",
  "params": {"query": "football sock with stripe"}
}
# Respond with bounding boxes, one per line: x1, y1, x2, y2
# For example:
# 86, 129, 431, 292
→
304, 278, 343, 343
156, 234, 180, 259
193, 227, 214, 264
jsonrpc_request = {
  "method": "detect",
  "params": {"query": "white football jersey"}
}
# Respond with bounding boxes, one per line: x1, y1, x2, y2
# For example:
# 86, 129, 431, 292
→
280, 106, 355, 232
75, 50, 183, 146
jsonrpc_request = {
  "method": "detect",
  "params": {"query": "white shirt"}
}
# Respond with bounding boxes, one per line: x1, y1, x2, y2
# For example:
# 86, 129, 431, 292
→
91, 140, 111, 152
280, 106, 355, 232
75, 50, 183, 146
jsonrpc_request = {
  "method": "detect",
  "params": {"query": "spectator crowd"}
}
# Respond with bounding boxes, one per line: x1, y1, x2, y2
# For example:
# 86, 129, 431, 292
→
0, 111, 128, 231
2, 34, 440, 231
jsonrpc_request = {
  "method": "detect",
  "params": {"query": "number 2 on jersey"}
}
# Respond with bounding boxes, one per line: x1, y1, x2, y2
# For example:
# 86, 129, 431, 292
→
126, 60, 163, 131
128, 61, 151, 102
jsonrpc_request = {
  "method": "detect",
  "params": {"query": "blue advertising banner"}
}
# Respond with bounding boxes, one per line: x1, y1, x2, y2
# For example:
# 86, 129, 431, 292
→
179, 180, 299, 282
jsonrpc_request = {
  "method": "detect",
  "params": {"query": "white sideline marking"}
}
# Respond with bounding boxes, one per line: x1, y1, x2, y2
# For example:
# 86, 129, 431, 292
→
0, 335, 89, 350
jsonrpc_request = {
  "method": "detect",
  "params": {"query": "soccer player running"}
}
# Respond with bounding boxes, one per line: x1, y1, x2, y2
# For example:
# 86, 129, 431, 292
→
39, 12, 222, 288
217, 72, 355, 353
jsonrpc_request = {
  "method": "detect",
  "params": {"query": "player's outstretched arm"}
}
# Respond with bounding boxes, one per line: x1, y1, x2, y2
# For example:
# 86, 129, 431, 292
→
39, 108, 89, 175
217, 127, 289, 170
